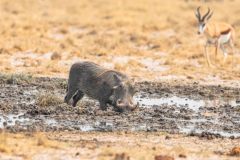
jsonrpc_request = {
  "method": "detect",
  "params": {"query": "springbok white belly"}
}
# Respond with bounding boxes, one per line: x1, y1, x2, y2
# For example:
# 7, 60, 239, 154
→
219, 32, 231, 44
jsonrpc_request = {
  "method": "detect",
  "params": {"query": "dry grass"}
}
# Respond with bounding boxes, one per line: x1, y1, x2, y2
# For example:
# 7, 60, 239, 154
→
35, 133, 61, 149
0, 0, 239, 81
36, 93, 63, 107
0, 132, 64, 159
0, 131, 239, 159
0, 132, 11, 153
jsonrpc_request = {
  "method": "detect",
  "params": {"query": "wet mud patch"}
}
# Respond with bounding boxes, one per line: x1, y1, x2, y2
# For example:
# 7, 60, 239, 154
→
0, 74, 240, 138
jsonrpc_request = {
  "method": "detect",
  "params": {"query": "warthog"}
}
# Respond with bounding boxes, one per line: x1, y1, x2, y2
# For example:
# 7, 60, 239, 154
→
64, 61, 138, 112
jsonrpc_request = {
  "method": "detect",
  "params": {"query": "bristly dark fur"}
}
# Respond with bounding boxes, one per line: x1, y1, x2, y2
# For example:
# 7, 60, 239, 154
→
64, 61, 136, 112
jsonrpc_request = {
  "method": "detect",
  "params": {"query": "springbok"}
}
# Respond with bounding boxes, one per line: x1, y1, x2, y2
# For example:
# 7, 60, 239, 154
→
195, 7, 235, 67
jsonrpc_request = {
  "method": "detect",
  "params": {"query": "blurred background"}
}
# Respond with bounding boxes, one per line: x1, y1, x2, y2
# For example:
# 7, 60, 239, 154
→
0, 0, 239, 81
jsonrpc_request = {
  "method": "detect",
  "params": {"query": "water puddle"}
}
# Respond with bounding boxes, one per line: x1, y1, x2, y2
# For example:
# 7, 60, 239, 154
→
79, 125, 95, 132
1, 112, 239, 137
0, 113, 31, 128
135, 95, 238, 111
135, 96, 203, 111
0, 95, 239, 138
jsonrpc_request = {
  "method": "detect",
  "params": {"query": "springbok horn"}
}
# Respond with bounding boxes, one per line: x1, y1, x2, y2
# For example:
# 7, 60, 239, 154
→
207, 11, 213, 20
202, 8, 211, 21
195, 7, 201, 21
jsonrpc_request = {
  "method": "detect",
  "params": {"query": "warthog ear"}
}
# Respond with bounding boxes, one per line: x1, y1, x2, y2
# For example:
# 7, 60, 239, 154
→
113, 74, 122, 84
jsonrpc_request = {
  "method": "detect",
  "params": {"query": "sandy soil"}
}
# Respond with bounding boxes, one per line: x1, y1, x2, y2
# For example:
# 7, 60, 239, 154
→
0, 131, 240, 160
0, 0, 240, 81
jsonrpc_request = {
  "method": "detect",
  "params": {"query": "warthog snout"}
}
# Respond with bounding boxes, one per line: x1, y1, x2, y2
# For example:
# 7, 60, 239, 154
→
116, 99, 137, 111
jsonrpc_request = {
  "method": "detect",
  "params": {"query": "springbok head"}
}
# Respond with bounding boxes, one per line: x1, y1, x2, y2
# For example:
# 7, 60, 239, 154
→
195, 7, 213, 34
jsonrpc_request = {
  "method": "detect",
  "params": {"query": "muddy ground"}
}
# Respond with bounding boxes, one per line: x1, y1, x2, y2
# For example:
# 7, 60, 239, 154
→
0, 74, 240, 160
0, 74, 239, 138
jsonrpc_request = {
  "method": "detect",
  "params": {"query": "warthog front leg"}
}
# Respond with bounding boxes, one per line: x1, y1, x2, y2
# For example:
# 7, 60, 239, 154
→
72, 90, 84, 107
99, 101, 108, 111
